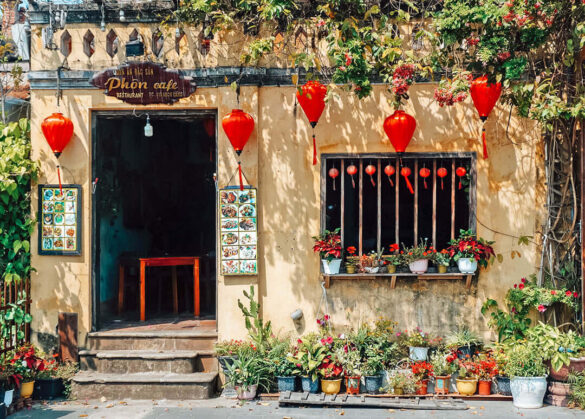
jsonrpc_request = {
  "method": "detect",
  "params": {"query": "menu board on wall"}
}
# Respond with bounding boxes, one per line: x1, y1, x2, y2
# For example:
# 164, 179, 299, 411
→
38, 184, 82, 256
219, 187, 258, 275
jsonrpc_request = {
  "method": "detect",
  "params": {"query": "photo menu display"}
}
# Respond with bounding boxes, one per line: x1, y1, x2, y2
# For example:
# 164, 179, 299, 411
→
38, 185, 81, 256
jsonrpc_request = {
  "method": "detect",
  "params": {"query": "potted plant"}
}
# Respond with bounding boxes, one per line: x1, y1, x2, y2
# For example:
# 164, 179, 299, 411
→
434, 249, 451, 273
318, 356, 343, 395
456, 359, 479, 396
33, 357, 76, 400
345, 246, 358, 274
274, 357, 298, 392
313, 228, 342, 274
383, 243, 401, 274
398, 328, 431, 361
358, 249, 384, 273
215, 339, 246, 373
362, 356, 384, 394
288, 337, 328, 393
506, 343, 548, 408
9, 345, 46, 399
447, 229, 495, 274
335, 345, 362, 394
430, 350, 457, 394
224, 354, 270, 400
477, 353, 498, 395
491, 344, 511, 395
401, 240, 435, 274
411, 361, 434, 395
445, 327, 483, 359
386, 370, 416, 395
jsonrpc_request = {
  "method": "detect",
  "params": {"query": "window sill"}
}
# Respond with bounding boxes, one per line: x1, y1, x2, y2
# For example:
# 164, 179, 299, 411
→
321, 272, 474, 289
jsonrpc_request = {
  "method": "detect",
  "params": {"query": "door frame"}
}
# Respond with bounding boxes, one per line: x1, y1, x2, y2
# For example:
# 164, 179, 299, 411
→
90, 108, 218, 331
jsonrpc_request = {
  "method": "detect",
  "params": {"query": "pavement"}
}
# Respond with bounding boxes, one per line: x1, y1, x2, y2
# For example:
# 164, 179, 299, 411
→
9, 397, 585, 419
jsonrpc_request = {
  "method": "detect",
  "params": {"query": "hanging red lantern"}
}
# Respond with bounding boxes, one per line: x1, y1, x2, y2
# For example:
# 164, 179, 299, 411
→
41, 113, 74, 194
470, 76, 502, 159
328, 167, 339, 191
437, 167, 448, 190
419, 167, 431, 189
222, 109, 254, 191
365, 164, 376, 187
346, 164, 358, 189
400, 167, 414, 195
296, 80, 327, 165
383, 110, 416, 153
383, 164, 395, 187
456, 167, 467, 190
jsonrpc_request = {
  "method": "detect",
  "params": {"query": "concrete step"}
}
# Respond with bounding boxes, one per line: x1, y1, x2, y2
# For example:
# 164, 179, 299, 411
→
72, 371, 218, 400
87, 330, 217, 351
79, 350, 218, 374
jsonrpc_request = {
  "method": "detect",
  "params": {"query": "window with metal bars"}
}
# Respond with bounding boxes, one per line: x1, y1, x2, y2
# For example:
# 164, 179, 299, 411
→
321, 153, 477, 255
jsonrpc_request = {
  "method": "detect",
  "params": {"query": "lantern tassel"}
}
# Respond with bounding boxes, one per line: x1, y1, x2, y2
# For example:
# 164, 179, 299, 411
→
312, 133, 317, 165
333, 177, 336, 191
404, 176, 414, 195
459, 180, 462, 190
387, 176, 394, 187
351, 175, 355, 189
424, 179, 427, 189
238, 162, 244, 191
57, 164, 63, 195
482, 125, 488, 159
370, 175, 376, 188
441, 179, 444, 190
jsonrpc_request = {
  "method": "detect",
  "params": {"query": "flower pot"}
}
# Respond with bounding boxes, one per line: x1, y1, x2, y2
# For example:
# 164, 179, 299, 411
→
235, 384, 257, 400
547, 357, 585, 382
408, 259, 428, 274
456, 378, 477, 396
495, 375, 511, 396
457, 258, 477, 274
345, 376, 360, 394
0, 403, 5, 419
457, 344, 479, 359
301, 376, 319, 393
322, 259, 342, 274
434, 375, 451, 395
387, 265, 397, 274
478, 379, 492, 395
217, 355, 238, 373
409, 346, 429, 361
20, 381, 34, 399
392, 387, 404, 395
346, 265, 356, 274
438, 265, 448, 273
33, 378, 65, 400
3, 390, 13, 408
321, 378, 342, 395
276, 376, 297, 392
364, 266, 380, 273
510, 376, 547, 409
364, 375, 383, 394
416, 379, 428, 395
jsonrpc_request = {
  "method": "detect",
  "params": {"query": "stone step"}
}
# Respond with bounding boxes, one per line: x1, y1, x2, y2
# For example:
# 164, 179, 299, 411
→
79, 350, 218, 374
87, 330, 217, 351
72, 371, 218, 400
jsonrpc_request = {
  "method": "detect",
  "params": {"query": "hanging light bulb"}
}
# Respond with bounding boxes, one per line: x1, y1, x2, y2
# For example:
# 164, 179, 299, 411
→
175, 27, 181, 38
119, 10, 126, 22
144, 115, 153, 137
100, 4, 106, 32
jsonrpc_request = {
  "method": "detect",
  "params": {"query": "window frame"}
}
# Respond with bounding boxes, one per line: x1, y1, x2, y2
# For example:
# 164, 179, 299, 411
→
320, 152, 477, 255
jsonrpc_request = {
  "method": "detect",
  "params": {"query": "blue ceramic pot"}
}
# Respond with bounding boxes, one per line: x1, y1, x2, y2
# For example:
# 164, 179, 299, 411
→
277, 376, 297, 392
496, 375, 512, 396
364, 375, 383, 394
301, 376, 319, 393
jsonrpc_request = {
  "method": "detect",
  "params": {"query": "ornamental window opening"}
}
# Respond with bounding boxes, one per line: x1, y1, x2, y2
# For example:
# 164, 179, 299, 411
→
322, 153, 476, 255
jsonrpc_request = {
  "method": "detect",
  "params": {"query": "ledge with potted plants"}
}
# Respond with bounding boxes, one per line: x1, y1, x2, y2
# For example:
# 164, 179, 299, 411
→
317, 231, 496, 289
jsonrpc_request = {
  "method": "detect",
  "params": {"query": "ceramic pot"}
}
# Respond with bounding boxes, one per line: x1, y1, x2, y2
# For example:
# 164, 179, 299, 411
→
3, 390, 13, 408
478, 380, 492, 395
276, 376, 297, 392
457, 258, 477, 274
345, 376, 360, 394
495, 375, 511, 396
408, 259, 428, 274
392, 387, 404, 395
217, 355, 238, 373
409, 346, 429, 361
457, 344, 479, 359
235, 384, 257, 400
346, 265, 356, 274
416, 379, 428, 395
301, 376, 319, 393
510, 376, 547, 409
321, 378, 342, 395
438, 265, 448, 273
33, 378, 65, 400
364, 266, 380, 273
387, 265, 397, 274
322, 259, 342, 274
20, 381, 34, 399
435, 375, 451, 394
456, 378, 477, 396
364, 375, 383, 394
547, 357, 585, 382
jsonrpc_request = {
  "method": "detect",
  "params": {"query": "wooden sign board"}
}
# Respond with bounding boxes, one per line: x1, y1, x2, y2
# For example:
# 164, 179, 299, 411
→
219, 187, 258, 276
90, 62, 196, 105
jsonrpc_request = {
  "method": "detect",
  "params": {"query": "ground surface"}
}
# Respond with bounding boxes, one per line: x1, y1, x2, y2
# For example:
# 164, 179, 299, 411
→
11, 397, 585, 419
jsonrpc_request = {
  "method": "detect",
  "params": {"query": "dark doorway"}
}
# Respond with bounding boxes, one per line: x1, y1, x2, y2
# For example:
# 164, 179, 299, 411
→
91, 110, 217, 330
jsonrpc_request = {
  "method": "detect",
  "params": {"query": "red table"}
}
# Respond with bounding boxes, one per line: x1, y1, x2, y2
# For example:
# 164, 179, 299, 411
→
118, 256, 200, 321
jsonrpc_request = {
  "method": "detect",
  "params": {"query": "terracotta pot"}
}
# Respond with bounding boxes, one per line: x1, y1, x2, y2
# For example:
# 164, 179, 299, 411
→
387, 265, 397, 274
456, 378, 477, 396
416, 379, 428, 395
435, 375, 451, 394
547, 357, 585, 382
20, 381, 35, 399
438, 265, 448, 273
345, 376, 360, 394
408, 259, 428, 274
478, 380, 492, 395
321, 378, 342, 395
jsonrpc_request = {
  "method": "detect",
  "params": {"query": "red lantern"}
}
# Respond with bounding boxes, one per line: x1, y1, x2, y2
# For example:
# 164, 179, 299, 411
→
222, 109, 254, 190
401, 167, 414, 195
456, 167, 467, 190
41, 113, 74, 194
437, 167, 448, 190
384, 164, 395, 187
471, 76, 502, 159
347, 164, 358, 189
296, 81, 327, 165
365, 164, 376, 187
419, 167, 431, 189
329, 167, 339, 191
383, 110, 416, 153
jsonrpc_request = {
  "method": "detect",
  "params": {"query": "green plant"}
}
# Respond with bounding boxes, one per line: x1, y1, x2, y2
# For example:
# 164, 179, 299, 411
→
505, 343, 548, 378
224, 353, 271, 392
288, 337, 328, 381
334, 345, 362, 377
445, 327, 482, 349
434, 250, 451, 267
569, 371, 585, 409
525, 322, 580, 372
396, 328, 431, 348
386, 370, 416, 394
237, 286, 272, 353
430, 351, 457, 376
0, 294, 32, 341
214, 339, 247, 357
273, 357, 297, 377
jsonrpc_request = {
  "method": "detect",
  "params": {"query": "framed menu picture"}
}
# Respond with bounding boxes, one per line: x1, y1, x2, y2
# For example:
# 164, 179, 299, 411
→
219, 187, 257, 276
38, 184, 82, 256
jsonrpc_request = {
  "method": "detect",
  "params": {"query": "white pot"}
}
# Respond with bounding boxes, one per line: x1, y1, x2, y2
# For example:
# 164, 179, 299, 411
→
364, 266, 380, 273
4, 389, 12, 407
457, 258, 478, 274
409, 346, 429, 361
510, 376, 547, 409
322, 259, 342, 274
408, 259, 428, 274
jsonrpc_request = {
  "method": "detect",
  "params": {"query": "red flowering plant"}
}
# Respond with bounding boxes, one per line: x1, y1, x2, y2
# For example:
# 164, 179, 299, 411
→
383, 243, 402, 266
434, 71, 473, 107
316, 314, 331, 331
318, 356, 344, 379
312, 228, 342, 261
401, 239, 436, 264
457, 358, 479, 380
390, 63, 417, 107
477, 353, 499, 381
9, 344, 46, 381
411, 361, 434, 381
447, 229, 495, 268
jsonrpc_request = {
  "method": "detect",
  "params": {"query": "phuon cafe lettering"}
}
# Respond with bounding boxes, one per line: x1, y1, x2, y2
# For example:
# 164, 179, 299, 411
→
90, 62, 196, 105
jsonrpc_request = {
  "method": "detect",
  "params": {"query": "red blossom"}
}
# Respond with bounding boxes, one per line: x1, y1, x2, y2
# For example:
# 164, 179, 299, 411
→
537, 304, 547, 313
566, 291, 573, 296
518, 283, 525, 290
574, 292, 579, 298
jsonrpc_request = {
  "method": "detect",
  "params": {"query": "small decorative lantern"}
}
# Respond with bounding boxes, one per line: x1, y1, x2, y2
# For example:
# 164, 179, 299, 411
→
41, 113, 74, 194
222, 109, 254, 191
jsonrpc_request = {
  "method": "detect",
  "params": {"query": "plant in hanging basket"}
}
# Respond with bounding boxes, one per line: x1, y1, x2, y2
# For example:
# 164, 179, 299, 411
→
312, 228, 342, 261
447, 229, 496, 268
